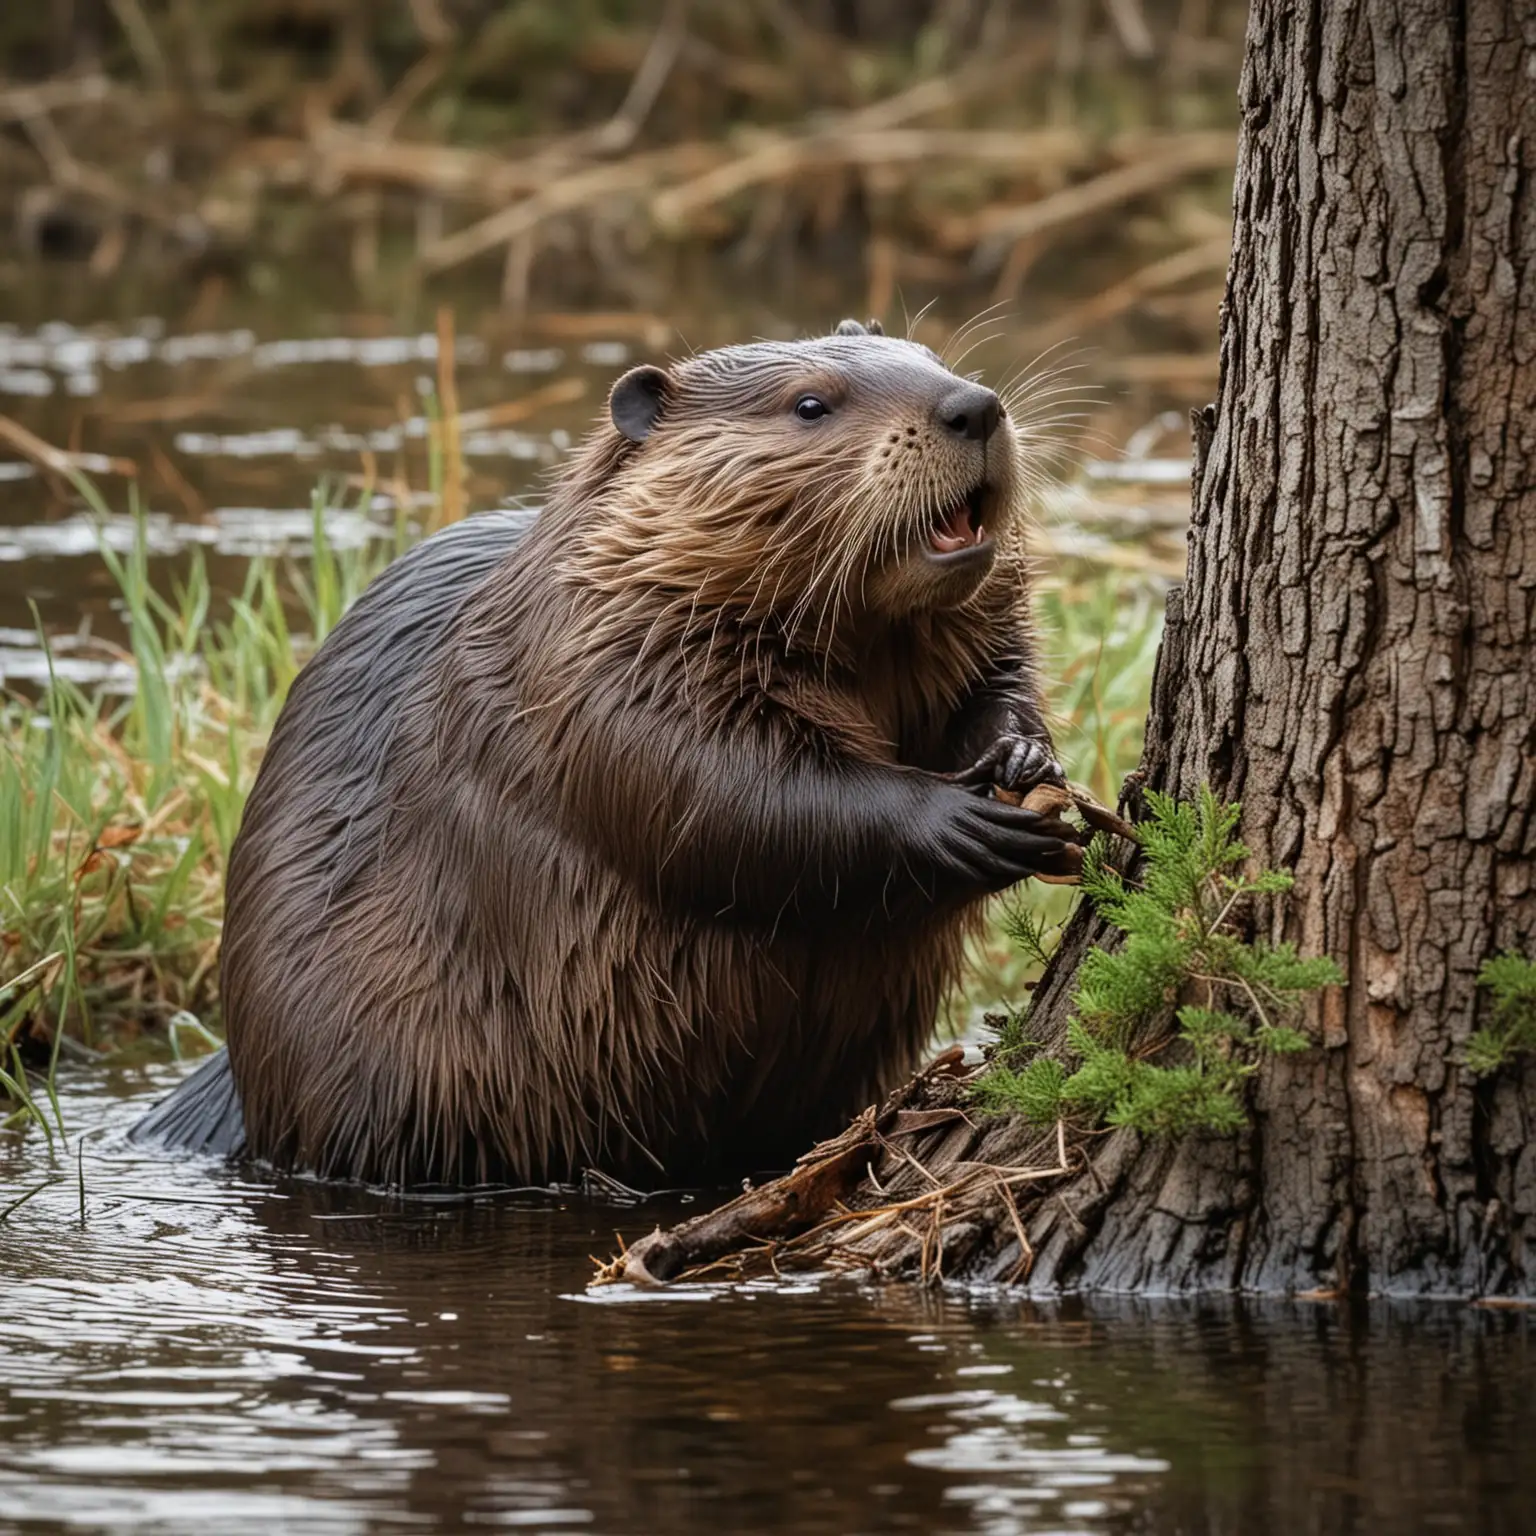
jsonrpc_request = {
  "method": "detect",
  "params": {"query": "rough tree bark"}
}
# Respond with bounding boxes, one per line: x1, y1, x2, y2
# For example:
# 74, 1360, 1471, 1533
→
612, 0, 1536, 1298
1036, 0, 1536, 1297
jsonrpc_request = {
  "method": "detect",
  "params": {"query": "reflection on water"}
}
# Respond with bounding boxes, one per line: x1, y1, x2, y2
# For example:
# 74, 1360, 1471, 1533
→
1, 1067, 1531, 1535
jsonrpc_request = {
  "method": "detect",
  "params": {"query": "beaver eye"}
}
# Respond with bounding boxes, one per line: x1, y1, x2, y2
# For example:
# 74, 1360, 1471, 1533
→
794, 395, 830, 422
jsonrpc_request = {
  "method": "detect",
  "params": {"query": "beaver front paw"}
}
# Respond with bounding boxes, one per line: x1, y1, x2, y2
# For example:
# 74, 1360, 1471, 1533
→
954, 734, 1065, 797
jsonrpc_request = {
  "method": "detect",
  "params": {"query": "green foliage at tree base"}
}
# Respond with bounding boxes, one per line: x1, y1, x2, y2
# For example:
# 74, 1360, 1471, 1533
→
1467, 953, 1536, 1075
973, 787, 1343, 1137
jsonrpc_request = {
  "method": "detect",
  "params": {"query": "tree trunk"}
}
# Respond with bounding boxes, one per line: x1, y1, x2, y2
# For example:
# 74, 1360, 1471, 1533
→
1024, 0, 1536, 1296
607, 0, 1536, 1298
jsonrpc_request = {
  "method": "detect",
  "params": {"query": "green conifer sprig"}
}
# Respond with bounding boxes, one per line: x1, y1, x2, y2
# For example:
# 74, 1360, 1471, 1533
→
974, 787, 1343, 1136
1466, 953, 1536, 1074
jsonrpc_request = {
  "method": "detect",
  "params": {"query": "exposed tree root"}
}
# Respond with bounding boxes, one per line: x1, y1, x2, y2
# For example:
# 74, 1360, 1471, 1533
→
595, 1048, 1102, 1290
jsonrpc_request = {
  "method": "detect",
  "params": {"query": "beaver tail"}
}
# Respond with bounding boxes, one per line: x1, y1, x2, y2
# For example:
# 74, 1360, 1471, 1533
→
128, 1049, 246, 1157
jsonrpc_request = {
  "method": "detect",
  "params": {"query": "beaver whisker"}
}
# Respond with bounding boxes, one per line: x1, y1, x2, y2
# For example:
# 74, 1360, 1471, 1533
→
1009, 416, 1101, 445
1012, 419, 1118, 466
993, 338, 1092, 392
941, 301, 1015, 364
1004, 395, 1104, 421
1002, 396, 1105, 429
997, 378, 1097, 426
946, 325, 1014, 374
1005, 404, 1103, 448
1001, 387, 1103, 419
999, 383, 1101, 423
902, 295, 941, 340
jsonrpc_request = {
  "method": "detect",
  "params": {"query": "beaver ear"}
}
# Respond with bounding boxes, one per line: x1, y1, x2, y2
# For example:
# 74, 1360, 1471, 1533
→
833, 318, 867, 337
609, 364, 671, 442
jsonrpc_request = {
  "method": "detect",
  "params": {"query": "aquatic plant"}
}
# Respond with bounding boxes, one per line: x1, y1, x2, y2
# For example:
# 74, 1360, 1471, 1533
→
974, 787, 1343, 1135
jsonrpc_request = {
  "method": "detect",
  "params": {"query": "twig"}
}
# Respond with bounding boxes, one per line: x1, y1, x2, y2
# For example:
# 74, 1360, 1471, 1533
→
452, 378, 588, 432
1019, 235, 1230, 347
419, 143, 718, 274
994, 1176, 1035, 1282
264, 126, 554, 203
407, 0, 457, 47
654, 128, 1085, 228
367, 50, 450, 142
14, 96, 192, 236
590, 0, 690, 156
923, 1192, 946, 1282
0, 416, 137, 479
1104, 0, 1157, 59
0, 77, 112, 123
849, 41, 1056, 133
878, 1133, 947, 1190
955, 132, 1237, 264
106, 0, 169, 88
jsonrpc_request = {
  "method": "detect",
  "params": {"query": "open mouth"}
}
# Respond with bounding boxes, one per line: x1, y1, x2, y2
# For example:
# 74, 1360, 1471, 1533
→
926, 486, 992, 557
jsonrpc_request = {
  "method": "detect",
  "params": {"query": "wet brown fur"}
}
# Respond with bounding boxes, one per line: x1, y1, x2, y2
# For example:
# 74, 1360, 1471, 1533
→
214, 327, 1059, 1186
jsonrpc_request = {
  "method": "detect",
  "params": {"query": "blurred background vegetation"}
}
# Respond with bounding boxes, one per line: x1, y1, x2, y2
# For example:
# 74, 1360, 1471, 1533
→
2, 1, 1245, 315
1, 1, 1249, 1118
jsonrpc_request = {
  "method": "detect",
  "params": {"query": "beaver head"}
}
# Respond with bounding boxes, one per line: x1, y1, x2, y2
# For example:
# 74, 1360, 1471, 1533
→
566, 318, 1033, 653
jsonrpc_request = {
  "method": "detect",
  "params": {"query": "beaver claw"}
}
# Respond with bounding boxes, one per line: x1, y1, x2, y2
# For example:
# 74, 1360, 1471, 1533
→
954, 734, 1065, 797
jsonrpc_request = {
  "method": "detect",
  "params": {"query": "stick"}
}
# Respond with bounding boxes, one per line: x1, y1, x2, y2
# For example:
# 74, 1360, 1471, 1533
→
654, 128, 1086, 228
1019, 235, 1230, 347
419, 143, 718, 274
612, 1118, 879, 1284
953, 132, 1236, 262
590, 0, 690, 156
0, 416, 137, 479
1104, 0, 1157, 59
0, 77, 111, 124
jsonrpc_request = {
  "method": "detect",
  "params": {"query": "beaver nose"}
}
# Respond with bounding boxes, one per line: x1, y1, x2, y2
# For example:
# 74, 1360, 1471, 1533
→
936, 382, 1002, 442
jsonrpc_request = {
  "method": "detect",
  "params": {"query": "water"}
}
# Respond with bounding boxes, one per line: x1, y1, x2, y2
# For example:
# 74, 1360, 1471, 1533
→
1, 1066, 1531, 1535
0, 291, 655, 639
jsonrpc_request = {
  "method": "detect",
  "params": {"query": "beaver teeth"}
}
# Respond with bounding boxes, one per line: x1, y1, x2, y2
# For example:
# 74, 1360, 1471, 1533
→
929, 492, 986, 553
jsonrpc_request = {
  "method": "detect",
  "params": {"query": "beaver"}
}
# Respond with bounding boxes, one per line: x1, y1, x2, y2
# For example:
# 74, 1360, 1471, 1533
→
132, 318, 1077, 1186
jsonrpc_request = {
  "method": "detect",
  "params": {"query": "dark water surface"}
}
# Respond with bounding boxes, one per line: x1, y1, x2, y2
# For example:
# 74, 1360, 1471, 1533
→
1, 1066, 1531, 1536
